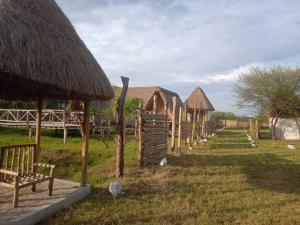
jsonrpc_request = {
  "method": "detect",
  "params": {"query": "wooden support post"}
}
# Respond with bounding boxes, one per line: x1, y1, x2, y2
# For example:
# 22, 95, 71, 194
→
153, 93, 158, 114
202, 111, 206, 137
63, 127, 67, 144
191, 107, 196, 143
35, 99, 43, 162
28, 127, 32, 139
116, 76, 129, 178
178, 106, 182, 149
138, 103, 144, 168
81, 100, 90, 186
171, 96, 177, 151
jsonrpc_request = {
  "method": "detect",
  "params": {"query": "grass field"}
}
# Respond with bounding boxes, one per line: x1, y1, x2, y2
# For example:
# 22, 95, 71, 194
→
1, 127, 300, 225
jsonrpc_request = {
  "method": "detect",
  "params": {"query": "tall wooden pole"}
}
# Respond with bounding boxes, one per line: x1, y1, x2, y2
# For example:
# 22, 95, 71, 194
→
171, 96, 177, 151
138, 103, 144, 168
191, 107, 196, 143
153, 93, 158, 114
81, 100, 90, 186
116, 76, 129, 178
202, 111, 206, 137
178, 106, 182, 149
35, 99, 43, 162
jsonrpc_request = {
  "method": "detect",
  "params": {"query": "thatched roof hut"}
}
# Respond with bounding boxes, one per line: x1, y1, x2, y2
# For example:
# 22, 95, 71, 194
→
185, 87, 215, 112
0, 0, 114, 101
0, 0, 114, 187
127, 86, 183, 120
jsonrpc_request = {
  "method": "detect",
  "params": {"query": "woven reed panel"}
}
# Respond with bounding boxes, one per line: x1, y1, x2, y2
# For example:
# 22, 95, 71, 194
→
140, 113, 168, 166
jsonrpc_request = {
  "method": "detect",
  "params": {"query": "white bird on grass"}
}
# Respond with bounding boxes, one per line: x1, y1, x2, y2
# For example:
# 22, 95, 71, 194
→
188, 145, 193, 150
160, 157, 167, 166
287, 145, 296, 150
204, 139, 207, 142
251, 143, 256, 147
109, 180, 122, 199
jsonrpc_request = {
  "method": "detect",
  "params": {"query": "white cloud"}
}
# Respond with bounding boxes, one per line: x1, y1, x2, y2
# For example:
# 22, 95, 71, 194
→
56, 0, 300, 113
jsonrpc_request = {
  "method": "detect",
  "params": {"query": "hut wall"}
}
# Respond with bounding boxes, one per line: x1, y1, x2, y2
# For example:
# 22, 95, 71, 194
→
270, 118, 300, 140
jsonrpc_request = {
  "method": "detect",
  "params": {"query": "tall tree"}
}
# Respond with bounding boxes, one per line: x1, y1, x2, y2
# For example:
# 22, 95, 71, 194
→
234, 66, 300, 141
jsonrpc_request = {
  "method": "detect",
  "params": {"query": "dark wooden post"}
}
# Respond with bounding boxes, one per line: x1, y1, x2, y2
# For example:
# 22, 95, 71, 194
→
81, 100, 90, 186
116, 76, 129, 178
35, 99, 43, 162
171, 96, 177, 151
138, 103, 144, 168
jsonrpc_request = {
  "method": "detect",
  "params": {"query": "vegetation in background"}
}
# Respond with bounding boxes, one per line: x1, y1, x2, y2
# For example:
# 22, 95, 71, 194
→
234, 66, 300, 141
213, 111, 249, 121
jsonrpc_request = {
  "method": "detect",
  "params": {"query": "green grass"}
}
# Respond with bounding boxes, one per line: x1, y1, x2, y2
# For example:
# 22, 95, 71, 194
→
1, 127, 300, 225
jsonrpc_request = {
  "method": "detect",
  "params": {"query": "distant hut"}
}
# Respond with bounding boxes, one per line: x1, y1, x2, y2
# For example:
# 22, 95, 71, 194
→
127, 86, 183, 121
185, 87, 215, 137
0, 0, 114, 186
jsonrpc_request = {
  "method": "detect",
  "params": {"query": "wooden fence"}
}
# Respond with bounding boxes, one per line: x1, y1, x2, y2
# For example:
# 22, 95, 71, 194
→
139, 113, 168, 167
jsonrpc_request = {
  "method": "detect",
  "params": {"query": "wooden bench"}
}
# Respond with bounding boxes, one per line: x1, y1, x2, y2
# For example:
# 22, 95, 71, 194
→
0, 144, 55, 207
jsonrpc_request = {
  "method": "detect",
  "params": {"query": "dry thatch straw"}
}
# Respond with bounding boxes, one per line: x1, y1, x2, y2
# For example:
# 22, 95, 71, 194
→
185, 87, 215, 112
127, 86, 183, 120
0, 0, 114, 101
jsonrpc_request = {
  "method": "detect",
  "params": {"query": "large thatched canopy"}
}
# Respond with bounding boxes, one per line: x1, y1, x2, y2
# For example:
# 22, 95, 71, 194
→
185, 87, 215, 112
0, 0, 114, 101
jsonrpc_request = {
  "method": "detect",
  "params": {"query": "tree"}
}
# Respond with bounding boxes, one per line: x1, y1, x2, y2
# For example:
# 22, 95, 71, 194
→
234, 66, 300, 141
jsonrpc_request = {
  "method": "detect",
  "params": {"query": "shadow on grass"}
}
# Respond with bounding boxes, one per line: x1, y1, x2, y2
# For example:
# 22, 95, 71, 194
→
168, 153, 300, 194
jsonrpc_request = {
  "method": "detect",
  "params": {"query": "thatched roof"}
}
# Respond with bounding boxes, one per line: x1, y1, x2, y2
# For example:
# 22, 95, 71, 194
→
0, 0, 114, 101
127, 86, 183, 118
185, 87, 215, 111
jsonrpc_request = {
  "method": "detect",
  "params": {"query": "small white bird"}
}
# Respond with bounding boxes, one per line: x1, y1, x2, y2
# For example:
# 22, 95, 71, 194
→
208, 135, 211, 138
248, 138, 252, 141
212, 133, 215, 137
251, 140, 255, 144
160, 157, 167, 166
251, 143, 256, 147
287, 145, 296, 150
189, 145, 193, 150
109, 180, 122, 199
204, 139, 207, 142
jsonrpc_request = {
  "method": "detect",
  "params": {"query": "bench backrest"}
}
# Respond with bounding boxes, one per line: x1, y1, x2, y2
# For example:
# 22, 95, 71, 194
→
0, 144, 37, 180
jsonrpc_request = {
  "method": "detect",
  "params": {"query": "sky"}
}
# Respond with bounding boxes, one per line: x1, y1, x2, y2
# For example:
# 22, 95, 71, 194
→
56, 0, 300, 115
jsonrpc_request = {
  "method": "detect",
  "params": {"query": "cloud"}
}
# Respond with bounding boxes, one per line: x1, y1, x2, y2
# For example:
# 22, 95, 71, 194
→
55, 0, 300, 114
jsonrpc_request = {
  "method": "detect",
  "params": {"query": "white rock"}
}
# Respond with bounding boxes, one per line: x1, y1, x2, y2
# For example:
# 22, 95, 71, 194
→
204, 139, 207, 142
287, 145, 296, 150
251, 143, 256, 147
248, 137, 252, 141
212, 133, 215, 137
109, 180, 122, 198
160, 157, 167, 166
208, 135, 211, 138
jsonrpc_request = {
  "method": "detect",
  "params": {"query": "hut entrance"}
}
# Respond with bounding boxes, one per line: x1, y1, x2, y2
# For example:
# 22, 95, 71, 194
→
138, 110, 168, 167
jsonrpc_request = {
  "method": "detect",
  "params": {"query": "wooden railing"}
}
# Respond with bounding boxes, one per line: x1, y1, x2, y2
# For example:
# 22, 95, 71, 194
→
0, 109, 90, 128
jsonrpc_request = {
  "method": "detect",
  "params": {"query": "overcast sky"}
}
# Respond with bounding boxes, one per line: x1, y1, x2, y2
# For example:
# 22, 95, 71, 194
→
56, 0, 300, 115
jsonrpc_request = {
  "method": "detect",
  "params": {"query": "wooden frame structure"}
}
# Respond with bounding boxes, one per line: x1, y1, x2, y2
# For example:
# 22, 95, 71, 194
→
138, 107, 168, 167
0, 144, 55, 207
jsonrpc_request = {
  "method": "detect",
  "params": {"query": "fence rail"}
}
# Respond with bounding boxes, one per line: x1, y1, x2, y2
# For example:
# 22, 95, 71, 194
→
0, 109, 92, 129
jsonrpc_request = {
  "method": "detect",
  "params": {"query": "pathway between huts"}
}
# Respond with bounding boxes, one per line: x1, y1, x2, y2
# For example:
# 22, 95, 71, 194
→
43, 129, 300, 225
